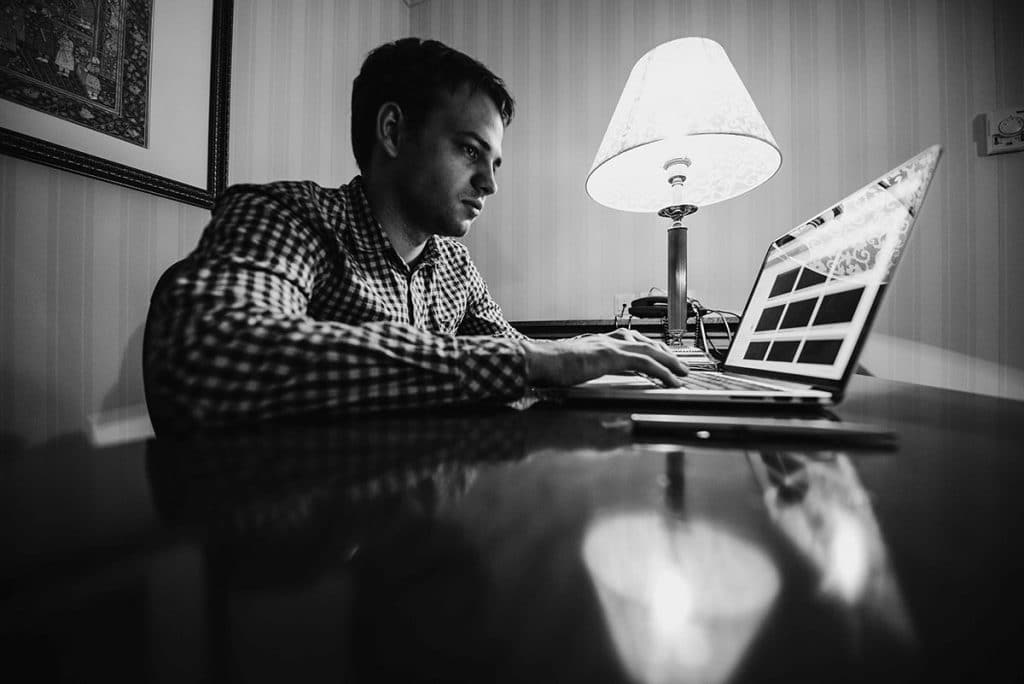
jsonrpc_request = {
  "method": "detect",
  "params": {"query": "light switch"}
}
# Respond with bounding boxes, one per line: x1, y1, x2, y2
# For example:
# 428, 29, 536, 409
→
985, 107, 1024, 155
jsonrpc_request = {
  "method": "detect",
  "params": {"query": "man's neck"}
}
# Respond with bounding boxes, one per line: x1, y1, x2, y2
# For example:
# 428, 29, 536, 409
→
363, 175, 428, 265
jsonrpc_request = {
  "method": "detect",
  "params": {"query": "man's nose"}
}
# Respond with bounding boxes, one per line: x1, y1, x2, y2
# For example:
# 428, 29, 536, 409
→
474, 164, 497, 197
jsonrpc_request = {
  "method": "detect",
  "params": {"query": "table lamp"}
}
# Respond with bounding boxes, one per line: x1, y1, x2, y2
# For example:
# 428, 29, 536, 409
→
587, 37, 781, 342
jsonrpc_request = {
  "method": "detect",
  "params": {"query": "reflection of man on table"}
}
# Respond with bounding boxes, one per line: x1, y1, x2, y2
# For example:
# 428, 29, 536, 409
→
144, 38, 687, 431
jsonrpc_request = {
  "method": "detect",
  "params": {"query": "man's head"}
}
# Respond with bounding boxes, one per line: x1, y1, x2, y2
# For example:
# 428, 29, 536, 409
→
351, 38, 515, 239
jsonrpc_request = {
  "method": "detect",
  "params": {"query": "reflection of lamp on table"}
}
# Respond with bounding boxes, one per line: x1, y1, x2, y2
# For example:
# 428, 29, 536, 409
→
582, 512, 780, 684
587, 37, 782, 344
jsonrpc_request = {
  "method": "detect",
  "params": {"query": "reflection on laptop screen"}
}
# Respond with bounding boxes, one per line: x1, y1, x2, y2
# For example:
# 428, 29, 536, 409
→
726, 146, 941, 383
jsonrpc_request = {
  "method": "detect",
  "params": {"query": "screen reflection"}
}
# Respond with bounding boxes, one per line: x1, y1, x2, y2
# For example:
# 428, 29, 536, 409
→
748, 451, 914, 639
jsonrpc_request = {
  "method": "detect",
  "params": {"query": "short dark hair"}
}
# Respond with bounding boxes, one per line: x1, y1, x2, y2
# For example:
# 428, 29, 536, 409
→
351, 38, 515, 172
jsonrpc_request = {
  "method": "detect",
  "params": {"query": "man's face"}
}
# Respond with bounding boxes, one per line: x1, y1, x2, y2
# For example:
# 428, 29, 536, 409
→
394, 83, 504, 239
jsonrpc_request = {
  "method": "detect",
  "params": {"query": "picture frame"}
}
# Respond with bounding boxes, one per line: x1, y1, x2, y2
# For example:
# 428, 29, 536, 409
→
0, 0, 233, 209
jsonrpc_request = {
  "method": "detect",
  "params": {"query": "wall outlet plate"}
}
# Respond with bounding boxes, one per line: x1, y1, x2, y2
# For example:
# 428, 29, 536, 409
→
985, 107, 1024, 155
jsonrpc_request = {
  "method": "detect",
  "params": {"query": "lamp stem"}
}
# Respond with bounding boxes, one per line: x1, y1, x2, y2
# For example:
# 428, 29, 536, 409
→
659, 202, 697, 345
659, 160, 696, 345
667, 222, 687, 339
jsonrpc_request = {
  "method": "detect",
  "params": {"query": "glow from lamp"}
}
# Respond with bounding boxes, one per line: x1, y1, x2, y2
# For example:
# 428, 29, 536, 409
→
587, 37, 781, 338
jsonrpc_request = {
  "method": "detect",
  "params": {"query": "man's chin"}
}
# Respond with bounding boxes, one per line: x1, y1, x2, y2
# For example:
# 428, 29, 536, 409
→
441, 220, 472, 238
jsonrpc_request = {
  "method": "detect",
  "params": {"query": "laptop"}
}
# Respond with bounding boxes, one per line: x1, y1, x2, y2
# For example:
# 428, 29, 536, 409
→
541, 144, 943, 408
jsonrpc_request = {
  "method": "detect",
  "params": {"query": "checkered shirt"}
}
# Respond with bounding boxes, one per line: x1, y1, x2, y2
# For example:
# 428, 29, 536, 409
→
144, 176, 529, 430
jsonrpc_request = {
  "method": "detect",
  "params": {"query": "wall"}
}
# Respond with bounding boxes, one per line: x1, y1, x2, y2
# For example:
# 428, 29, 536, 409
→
2, 0, 1023, 450
230, 0, 409, 184
0, 0, 409, 448
410, 0, 1024, 399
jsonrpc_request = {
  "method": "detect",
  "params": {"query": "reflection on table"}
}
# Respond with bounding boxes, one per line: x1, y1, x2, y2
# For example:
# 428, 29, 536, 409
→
750, 451, 915, 639
4, 377, 1024, 682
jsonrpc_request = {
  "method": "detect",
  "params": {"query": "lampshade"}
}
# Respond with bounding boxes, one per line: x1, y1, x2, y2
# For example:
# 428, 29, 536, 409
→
587, 37, 781, 212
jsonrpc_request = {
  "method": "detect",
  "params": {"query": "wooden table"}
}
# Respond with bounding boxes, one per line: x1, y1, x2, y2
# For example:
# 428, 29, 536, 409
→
2, 376, 1022, 682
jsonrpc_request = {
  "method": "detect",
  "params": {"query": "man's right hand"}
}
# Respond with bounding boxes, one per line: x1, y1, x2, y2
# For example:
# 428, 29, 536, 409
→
521, 329, 689, 388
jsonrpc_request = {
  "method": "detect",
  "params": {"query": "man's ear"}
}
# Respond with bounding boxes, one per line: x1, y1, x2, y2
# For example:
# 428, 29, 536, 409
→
376, 102, 404, 160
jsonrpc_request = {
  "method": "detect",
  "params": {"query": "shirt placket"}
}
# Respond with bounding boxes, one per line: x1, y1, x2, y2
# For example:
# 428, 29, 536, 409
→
406, 262, 433, 330
405, 266, 417, 327
387, 255, 423, 328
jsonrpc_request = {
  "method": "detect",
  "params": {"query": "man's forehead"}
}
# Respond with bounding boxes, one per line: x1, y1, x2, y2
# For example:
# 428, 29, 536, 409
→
432, 85, 504, 146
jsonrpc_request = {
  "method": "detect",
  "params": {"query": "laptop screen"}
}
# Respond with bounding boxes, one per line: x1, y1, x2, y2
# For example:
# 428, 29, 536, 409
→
723, 145, 942, 386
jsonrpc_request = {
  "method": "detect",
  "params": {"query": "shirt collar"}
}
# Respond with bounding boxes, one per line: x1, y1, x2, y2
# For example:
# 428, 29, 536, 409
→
346, 175, 391, 255
346, 175, 441, 268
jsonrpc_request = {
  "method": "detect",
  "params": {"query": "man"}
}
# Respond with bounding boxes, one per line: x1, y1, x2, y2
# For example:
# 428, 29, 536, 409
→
143, 38, 686, 432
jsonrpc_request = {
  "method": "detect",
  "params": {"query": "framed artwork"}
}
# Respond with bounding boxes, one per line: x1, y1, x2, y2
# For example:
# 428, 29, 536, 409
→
0, 0, 233, 209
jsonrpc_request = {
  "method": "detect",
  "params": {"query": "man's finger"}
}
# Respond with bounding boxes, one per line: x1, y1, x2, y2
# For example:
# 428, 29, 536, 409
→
625, 353, 683, 388
622, 341, 689, 376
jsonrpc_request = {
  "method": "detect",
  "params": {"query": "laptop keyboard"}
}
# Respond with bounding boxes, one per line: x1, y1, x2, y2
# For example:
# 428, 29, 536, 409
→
668, 344, 719, 370
676, 372, 783, 391
626, 371, 780, 392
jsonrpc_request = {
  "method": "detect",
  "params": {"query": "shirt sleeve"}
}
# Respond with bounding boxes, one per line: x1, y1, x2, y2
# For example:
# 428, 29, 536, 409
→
455, 253, 527, 340
144, 185, 528, 431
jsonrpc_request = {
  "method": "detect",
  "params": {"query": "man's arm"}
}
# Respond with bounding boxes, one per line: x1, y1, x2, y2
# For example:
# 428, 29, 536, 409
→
452, 250, 688, 388
144, 186, 528, 431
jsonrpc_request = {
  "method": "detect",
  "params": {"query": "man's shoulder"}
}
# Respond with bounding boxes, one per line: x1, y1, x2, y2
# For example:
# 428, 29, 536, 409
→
214, 180, 347, 217
208, 179, 366, 249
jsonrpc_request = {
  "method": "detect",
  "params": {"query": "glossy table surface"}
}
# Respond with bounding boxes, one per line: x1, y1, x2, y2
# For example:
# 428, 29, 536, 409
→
3, 376, 1024, 683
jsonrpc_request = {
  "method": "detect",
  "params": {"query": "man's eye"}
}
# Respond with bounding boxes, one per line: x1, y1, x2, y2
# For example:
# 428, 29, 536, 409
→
463, 145, 479, 161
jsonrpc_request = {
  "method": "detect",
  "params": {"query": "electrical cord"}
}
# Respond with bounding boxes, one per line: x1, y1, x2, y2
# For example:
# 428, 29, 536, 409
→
708, 309, 735, 346
687, 298, 739, 362
632, 287, 739, 353
689, 299, 710, 354
613, 303, 629, 328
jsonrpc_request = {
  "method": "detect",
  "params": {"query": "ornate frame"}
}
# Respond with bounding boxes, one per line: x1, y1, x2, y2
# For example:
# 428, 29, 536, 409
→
0, 0, 233, 209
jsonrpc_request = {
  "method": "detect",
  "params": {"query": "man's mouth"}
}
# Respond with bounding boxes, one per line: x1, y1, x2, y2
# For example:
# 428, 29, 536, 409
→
462, 199, 483, 216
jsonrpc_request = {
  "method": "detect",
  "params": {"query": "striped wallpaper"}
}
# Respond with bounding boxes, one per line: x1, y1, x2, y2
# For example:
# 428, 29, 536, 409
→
230, 0, 409, 184
1, 0, 1021, 448
411, 0, 1024, 399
